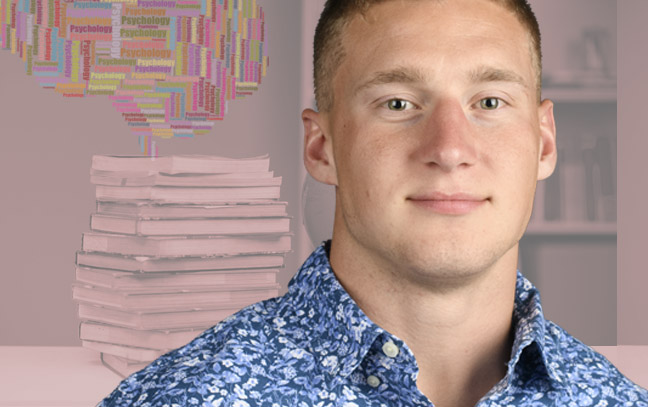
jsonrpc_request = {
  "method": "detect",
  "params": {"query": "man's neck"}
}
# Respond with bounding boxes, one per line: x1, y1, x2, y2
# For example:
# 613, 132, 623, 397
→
328, 237, 518, 407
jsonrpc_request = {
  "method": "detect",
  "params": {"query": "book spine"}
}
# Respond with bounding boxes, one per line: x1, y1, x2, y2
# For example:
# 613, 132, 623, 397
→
583, 147, 596, 221
562, 152, 586, 222
595, 136, 616, 221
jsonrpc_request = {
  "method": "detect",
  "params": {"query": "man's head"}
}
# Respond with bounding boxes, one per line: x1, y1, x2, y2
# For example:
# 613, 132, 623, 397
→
302, 0, 557, 287
313, 0, 543, 113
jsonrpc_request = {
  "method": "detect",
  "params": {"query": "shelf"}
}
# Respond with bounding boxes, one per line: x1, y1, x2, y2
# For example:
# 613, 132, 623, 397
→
525, 221, 617, 236
541, 87, 616, 103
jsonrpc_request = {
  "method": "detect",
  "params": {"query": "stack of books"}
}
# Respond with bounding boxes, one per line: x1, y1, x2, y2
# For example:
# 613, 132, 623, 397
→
73, 154, 291, 377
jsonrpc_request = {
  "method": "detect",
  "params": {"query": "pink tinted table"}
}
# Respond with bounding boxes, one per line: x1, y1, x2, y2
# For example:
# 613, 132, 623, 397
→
591, 345, 648, 389
0, 346, 122, 407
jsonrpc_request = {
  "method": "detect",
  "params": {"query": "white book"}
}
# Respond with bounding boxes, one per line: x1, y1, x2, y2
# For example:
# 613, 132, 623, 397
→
82, 339, 165, 362
81, 232, 292, 257
75, 266, 280, 290
78, 303, 242, 330
73, 283, 281, 311
75, 251, 285, 273
95, 185, 281, 203
562, 160, 586, 222
95, 200, 288, 219
90, 214, 291, 236
101, 353, 150, 378
91, 168, 275, 179
90, 173, 281, 187
80, 321, 202, 350
91, 154, 270, 174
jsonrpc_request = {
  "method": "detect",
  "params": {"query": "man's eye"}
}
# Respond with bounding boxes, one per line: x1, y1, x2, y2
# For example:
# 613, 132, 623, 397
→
385, 99, 414, 111
479, 97, 502, 110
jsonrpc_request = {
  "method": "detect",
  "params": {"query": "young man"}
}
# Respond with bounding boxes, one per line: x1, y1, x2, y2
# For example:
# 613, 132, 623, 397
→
99, 0, 648, 406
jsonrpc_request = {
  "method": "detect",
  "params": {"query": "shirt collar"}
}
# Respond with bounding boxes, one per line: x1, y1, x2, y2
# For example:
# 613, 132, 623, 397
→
286, 240, 571, 393
507, 270, 571, 394
286, 241, 385, 385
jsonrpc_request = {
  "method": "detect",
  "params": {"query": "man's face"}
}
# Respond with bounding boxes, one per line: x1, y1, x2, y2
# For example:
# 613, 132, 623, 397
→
307, 0, 556, 283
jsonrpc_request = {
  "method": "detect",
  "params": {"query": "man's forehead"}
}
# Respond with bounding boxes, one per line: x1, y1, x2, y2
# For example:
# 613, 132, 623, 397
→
342, 0, 524, 51
335, 0, 539, 100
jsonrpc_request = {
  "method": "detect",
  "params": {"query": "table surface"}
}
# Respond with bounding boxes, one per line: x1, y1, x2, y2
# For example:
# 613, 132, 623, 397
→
0, 346, 122, 407
0, 346, 646, 406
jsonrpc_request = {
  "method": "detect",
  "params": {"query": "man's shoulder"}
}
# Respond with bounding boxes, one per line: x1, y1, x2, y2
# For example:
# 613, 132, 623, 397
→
98, 292, 317, 407
544, 319, 648, 401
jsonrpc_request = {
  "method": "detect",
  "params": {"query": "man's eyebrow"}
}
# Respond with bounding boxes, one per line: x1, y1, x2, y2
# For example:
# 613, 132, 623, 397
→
354, 67, 429, 94
468, 66, 528, 88
353, 66, 529, 95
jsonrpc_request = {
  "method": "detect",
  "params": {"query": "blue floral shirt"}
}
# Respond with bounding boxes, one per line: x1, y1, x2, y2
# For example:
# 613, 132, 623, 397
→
99, 241, 648, 407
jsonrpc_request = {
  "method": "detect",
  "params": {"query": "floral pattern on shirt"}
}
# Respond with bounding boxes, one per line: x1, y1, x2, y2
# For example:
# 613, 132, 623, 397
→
98, 240, 648, 407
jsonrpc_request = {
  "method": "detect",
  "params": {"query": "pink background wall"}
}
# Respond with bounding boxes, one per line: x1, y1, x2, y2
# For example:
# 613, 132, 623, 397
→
0, 0, 305, 345
617, 0, 648, 345
0, 0, 646, 348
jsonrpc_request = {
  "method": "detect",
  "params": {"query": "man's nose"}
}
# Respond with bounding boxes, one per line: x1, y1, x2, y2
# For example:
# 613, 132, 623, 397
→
412, 98, 478, 172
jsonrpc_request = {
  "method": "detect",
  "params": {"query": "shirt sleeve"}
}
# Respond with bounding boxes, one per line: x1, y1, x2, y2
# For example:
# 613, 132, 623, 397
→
97, 352, 184, 407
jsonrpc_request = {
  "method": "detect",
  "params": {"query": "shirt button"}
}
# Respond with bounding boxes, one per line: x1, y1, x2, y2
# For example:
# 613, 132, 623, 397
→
382, 341, 399, 358
367, 375, 381, 388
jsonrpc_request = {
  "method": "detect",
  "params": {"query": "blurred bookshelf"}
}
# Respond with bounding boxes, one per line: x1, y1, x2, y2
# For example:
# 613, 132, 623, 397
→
522, 76, 617, 344
526, 221, 616, 236
542, 86, 616, 103
527, 82, 617, 238
521, 0, 617, 346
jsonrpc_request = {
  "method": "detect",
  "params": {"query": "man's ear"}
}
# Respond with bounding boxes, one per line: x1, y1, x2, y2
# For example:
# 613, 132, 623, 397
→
302, 108, 338, 186
537, 99, 558, 181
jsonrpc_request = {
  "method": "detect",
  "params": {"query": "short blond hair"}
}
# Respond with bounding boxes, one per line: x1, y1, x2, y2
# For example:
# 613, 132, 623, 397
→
312, 0, 542, 112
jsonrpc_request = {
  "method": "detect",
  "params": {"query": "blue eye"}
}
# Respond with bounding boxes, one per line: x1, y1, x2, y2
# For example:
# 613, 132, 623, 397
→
386, 99, 413, 111
480, 97, 501, 110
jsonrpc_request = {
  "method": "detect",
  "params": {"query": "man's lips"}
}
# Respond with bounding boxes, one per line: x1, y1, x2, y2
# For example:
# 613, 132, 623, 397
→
407, 192, 488, 215
408, 192, 486, 201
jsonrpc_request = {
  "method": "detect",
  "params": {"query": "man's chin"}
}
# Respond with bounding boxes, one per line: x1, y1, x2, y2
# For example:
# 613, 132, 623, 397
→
396, 256, 489, 285
389, 240, 509, 282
